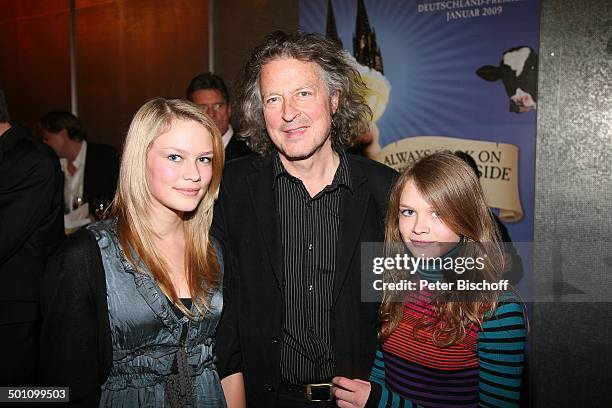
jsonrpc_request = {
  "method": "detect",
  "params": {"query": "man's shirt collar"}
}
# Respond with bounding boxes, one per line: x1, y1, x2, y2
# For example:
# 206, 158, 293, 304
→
272, 150, 352, 193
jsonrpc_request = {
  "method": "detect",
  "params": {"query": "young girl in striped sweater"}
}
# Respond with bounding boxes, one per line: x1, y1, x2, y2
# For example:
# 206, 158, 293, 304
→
333, 151, 526, 407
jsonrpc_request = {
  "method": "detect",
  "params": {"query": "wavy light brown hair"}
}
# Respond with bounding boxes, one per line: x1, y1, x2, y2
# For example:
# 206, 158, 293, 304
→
379, 151, 504, 346
110, 98, 224, 318
235, 30, 372, 156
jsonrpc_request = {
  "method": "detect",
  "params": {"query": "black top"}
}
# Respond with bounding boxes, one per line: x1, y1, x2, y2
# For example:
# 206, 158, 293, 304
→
40, 229, 112, 406
169, 298, 194, 317
273, 152, 352, 384
224, 133, 252, 162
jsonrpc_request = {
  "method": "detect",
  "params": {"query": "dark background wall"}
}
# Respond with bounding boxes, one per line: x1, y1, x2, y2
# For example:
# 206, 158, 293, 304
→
1, 0, 210, 148
1, 0, 297, 147
75, 0, 210, 149
0, 1, 72, 133
213, 0, 298, 104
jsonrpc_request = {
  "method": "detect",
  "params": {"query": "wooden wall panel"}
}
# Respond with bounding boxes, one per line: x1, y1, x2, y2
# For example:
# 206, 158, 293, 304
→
214, 0, 298, 105
75, 0, 209, 148
0, 0, 71, 131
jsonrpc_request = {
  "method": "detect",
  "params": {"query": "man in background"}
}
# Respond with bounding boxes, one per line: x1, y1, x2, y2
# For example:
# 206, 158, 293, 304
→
0, 90, 64, 385
186, 72, 251, 161
40, 110, 119, 215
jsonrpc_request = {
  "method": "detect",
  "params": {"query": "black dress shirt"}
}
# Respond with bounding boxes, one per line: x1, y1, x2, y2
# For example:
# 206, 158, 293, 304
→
273, 152, 352, 384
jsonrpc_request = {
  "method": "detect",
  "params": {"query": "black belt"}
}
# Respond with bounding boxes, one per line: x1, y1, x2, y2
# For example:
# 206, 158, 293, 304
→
280, 381, 334, 402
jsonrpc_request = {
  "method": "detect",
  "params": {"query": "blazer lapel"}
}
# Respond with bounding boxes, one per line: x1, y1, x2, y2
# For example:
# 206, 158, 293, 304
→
246, 158, 284, 289
333, 163, 370, 303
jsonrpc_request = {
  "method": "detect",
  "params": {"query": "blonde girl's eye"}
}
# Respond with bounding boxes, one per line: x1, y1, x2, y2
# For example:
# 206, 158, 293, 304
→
198, 156, 212, 164
168, 154, 181, 162
432, 211, 441, 219
400, 209, 415, 217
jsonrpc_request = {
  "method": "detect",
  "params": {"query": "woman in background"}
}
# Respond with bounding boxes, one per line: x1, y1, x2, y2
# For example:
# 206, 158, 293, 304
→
333, 151, 526, 407
41, 98, 244, 407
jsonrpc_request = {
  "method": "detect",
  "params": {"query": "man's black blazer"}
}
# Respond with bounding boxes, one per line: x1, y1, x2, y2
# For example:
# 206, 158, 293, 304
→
83, 142, 119, 212
0, 125, 64, 384
224, 133, 252, 162
0, 125, 64, 307
213, 153, 397, 407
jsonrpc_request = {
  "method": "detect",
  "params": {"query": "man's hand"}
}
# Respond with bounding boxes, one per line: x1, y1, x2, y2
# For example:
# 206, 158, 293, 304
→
332, 376, 371, 408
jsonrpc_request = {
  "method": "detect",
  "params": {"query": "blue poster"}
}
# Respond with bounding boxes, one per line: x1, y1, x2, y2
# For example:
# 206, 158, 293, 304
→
299, 0, 540, 243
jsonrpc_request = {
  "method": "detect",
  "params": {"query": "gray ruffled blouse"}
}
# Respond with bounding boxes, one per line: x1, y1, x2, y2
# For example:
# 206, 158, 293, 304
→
89, 220, 226, 407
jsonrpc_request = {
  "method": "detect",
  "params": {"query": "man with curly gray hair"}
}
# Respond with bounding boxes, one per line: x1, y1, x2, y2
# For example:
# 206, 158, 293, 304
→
234, 31, 373, 158
213, 31, 397, 407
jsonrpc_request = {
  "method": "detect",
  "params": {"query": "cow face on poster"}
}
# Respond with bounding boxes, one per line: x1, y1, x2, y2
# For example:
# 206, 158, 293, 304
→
476, 46, 539, 113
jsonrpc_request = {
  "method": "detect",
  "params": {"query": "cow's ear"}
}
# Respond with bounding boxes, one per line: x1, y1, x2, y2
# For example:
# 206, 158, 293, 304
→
476, 65, 501, 82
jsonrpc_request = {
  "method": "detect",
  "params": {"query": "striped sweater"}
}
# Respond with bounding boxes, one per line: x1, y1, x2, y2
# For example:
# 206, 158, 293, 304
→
366, 284, 526, 407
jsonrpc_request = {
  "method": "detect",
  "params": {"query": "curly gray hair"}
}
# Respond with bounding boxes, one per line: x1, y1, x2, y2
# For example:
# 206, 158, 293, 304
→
235, 31, 372, 156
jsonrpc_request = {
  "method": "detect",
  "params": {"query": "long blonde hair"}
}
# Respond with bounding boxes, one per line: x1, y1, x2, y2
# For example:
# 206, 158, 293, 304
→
379, 151, 504, 346
110, 97, 224, 317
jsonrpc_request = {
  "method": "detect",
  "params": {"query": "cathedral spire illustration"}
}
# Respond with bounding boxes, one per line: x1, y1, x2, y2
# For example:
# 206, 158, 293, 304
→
352, 0, 384, 74
325, 0, 343, 48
